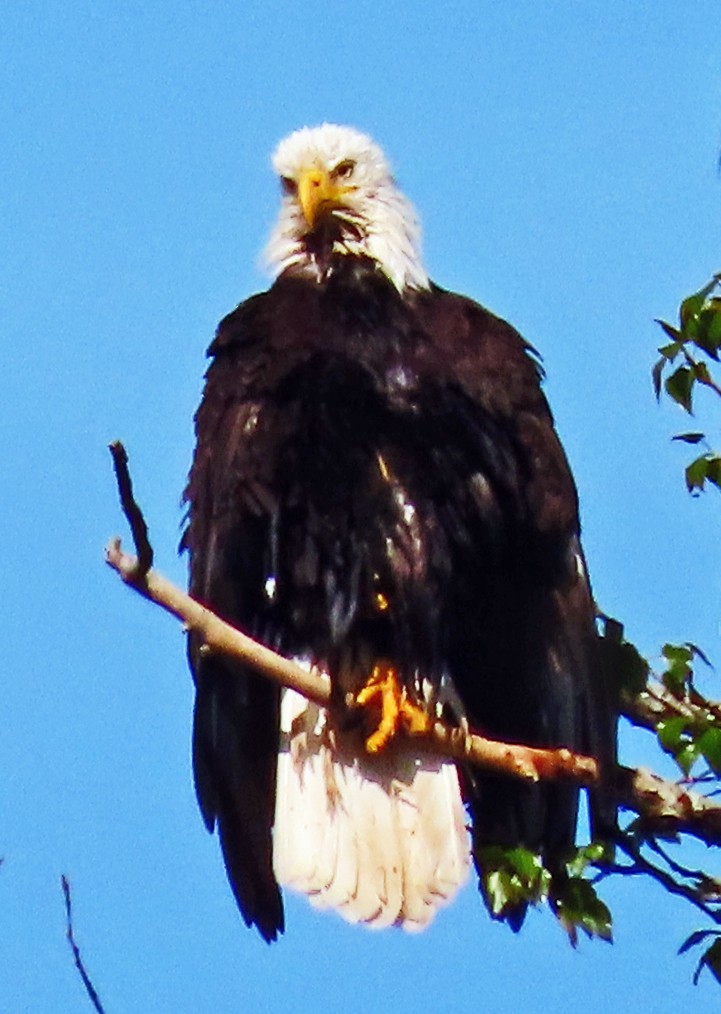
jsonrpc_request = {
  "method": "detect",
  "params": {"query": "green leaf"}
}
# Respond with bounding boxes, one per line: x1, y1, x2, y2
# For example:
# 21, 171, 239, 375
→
694, 305, 721, 359
484, 869, 515, 916
555, 879, 613, 946
687, 642, 712, 667
698, 727, 721, 773
662, 643, 694, 665
655, 706, 703, 776
680, 277, 721, 329
566, 842, 610, 878
694, 938, 721, 986
656, 332, 682, 353
696, 275, 721, 299
672, 432, 705, 444
475, 844, 553, 929
597, 615, 649, 699
657, 715, 689, 754
653, 360, 665, 399
676, 740, 702, 777
582, 841, 612, 864
505, 847, 544, 882
661, 643, 693, 689
685, 454, 710, 493
680, 291, 708, 328
704, 456, 721, 492
616, 641, 650, 695
652, 357, 665, 400
665, 365, 695, 413
679, 928, 717, 956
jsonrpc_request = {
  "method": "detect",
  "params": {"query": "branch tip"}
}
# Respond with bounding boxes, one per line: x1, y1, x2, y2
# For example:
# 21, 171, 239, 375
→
61, 876, 106, 1014
108, 441, 153, 575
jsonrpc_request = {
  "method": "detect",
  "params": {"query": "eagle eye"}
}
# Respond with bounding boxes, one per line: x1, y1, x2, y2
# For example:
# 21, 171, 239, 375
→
332, 159, 356, 181
280, 176, 297, 196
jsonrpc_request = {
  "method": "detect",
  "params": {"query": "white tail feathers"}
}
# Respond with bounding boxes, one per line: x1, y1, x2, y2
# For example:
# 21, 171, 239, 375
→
273, 688, 470, 931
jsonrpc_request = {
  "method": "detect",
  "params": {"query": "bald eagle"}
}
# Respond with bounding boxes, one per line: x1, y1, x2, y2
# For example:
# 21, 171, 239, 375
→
183, 124, 614, 941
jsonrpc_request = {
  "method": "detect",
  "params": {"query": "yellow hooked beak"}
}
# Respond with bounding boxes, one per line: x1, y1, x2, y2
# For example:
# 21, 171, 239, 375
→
297, 167, 345, 228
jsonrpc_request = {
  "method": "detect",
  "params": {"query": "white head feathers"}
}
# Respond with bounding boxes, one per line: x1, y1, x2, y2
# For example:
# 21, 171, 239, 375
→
264, 124, 429, 293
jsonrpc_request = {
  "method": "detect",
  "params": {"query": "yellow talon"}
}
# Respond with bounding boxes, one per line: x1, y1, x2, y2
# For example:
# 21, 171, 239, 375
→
403, 701, 431, 736
355, 663, 431, 753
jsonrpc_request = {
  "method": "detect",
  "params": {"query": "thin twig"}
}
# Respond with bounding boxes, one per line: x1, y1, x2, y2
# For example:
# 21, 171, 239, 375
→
681, 345, 721, 401
614, 839, 721, 926
61, 876, 106, 1014
108, 441, 153, 575
646, 838, 721, 899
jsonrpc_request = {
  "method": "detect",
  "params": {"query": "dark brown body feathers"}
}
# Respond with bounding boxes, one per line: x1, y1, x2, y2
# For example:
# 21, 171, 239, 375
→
184, 256, 614, 940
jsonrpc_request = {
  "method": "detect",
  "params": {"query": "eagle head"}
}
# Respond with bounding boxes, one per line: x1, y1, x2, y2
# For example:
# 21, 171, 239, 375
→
264, 124, 429, 293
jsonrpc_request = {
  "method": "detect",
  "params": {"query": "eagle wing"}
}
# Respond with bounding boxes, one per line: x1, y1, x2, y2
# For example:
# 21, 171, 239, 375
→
183, 294, 291, 942
414, 286, 615, 861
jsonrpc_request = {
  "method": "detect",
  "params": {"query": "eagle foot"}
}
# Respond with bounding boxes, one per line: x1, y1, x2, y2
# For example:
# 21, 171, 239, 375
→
355, 662, 431, 754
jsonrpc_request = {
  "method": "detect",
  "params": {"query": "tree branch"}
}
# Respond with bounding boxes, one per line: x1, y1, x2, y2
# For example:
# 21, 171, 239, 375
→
615, 765, 721, 845
106, 536, 331, 710
105, 442, 598, 786
108, 441, 153, 575
61, 876, 106, 1014
106, 536, 597, 784
105, 442, 721, 837
612, 839, 721, 926
621, 678, 721, 733
622, 682, 701, 732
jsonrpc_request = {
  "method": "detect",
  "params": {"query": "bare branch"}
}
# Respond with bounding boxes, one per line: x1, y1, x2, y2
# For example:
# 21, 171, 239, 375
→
108, 441, 153, 575
622, 682, 702, 732
105, 444, 721, 832
612, 839, 721, 927
61, 876, 106, 1014
646, 838, 721, 898
615, 765, 721, 845
621, 678, 721, 735
106, 538, 597, 783
106, 445, 602, 785
421, 717, 597, 782
104, 441, 721, 963
106, 537, 331, 709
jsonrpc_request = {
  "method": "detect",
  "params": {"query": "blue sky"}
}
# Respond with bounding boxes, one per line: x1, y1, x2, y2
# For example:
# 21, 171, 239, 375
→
2, 2, 721, 1011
